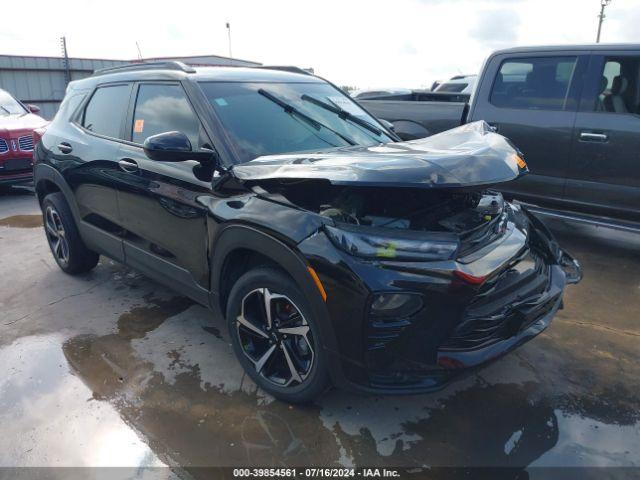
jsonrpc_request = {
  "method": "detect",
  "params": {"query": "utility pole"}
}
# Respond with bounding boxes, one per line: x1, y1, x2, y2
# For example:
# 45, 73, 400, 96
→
60, 36, 71, 86
596, 0, 612, 43
136, 41, 143, 61
226, 22, 233, 66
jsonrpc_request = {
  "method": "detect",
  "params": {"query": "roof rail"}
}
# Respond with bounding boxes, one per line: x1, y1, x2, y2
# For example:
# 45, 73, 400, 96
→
255, 65, 312, 76
93, 61, 196, 77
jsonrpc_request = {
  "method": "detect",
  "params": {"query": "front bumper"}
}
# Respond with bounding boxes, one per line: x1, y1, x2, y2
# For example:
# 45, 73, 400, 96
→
0, 154, 34, 186
0, 170, 33, 186
299, 205, 582, 395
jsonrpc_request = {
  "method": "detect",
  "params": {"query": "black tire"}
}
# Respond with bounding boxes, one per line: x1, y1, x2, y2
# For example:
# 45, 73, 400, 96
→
226, 267, 330, 403
42, 192, 99, 274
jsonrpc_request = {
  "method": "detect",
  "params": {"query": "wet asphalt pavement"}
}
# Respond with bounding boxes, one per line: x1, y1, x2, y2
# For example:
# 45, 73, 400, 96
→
0, 186, 638, 478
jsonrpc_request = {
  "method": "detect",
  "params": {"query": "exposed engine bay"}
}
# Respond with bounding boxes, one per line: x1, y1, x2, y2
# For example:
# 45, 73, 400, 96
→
256, 180, 506, 238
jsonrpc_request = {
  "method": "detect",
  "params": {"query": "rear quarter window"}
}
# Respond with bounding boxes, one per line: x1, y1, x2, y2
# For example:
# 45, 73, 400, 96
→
82, 84, 131, 139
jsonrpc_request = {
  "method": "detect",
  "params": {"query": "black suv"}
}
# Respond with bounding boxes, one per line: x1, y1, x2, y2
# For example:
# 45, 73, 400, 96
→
34, 62, 581, 403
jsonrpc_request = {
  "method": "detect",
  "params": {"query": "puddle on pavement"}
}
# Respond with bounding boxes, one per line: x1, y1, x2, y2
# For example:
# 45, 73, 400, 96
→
54, 297, 640, 474
0, 214, 42, 228
0, 334, 165, 468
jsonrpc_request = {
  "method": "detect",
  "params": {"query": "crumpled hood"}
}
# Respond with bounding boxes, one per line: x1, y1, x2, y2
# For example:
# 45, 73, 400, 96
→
231, 121, 527, 189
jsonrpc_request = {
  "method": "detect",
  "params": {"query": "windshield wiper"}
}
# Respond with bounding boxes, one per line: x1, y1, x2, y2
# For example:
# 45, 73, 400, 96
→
258, 89, 356, 146
301, 94, 382, 136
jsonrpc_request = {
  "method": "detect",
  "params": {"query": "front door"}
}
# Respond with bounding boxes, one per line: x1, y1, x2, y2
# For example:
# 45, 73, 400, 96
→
114, 82, 213, 303
565, 52, 640, 220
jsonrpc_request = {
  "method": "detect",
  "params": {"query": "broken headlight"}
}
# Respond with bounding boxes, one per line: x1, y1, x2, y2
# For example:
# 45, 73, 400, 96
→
325, 224, 459, 261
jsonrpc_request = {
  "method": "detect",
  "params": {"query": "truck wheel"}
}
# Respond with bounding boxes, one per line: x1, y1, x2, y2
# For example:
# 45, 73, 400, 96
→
226, 267, 330, 403
42, 192, 99, 274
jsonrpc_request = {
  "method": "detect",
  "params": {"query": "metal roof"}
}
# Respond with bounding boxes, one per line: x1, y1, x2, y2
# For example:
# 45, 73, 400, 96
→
0, 53, 262, 119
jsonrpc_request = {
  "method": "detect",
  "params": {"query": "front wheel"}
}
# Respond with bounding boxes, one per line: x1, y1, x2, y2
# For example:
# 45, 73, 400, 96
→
226, 267, 330, 403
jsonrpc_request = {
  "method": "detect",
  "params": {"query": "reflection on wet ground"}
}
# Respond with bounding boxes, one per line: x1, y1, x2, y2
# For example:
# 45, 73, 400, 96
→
0, 334, 164, 468
0, 194, 639, 475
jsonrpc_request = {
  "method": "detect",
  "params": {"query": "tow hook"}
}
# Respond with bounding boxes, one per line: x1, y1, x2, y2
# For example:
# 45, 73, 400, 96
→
560, 251, 583, 285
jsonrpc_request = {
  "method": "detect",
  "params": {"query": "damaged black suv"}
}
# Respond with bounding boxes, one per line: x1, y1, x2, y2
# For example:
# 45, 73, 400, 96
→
34, 62, 581, 402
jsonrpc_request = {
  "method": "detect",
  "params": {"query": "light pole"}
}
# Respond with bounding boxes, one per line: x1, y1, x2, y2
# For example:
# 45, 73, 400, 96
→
226, 22, 233, 65
596, 0, 612, 43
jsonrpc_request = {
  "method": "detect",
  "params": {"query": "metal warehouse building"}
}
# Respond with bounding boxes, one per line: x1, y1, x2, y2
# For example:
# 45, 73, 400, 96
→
0, 54, 261, 119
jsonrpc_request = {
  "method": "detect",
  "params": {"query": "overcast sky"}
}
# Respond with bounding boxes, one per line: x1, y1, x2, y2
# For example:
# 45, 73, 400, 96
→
3, 0, 640, 89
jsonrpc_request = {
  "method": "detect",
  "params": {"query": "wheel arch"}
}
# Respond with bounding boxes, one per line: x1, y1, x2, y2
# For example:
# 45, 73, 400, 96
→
34, 164, 81, 223
210, 224, 338, 353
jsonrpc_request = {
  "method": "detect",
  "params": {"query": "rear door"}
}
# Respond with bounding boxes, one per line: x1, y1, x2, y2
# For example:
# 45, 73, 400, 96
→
56, 82, 133, 261
114, 81, 213, 303
470, 52, 588, 204
565, 50, 640, 219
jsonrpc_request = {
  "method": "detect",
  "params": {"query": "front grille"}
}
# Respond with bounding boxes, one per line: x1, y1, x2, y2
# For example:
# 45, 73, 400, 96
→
0, 139, 8, 154
18, 135, 34, 151
442, 249, 555, 351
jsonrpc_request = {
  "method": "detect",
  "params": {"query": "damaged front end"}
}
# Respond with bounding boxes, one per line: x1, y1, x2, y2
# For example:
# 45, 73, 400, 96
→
230, 121, 530, 265
227, 122, 582, 392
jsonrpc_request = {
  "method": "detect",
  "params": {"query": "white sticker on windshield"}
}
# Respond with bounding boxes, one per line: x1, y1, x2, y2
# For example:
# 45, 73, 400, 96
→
328, 96, 366, 117
214, 98, 228, 106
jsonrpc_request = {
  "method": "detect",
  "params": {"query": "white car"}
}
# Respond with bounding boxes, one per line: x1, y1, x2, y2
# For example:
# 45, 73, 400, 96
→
434, 75, 477, 94
351, 88, 412, 100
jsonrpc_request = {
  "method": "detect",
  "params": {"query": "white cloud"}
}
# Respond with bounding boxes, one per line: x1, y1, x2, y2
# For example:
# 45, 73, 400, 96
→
3, 0, 640, 89
470, 8, 521, 49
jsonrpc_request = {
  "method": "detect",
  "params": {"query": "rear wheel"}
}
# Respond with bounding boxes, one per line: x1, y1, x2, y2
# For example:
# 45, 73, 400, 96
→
42, 192, 99, 274
226, 267, 330, 403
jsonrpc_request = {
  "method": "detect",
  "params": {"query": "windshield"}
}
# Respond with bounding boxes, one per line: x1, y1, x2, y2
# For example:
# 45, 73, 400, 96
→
199, 81, 394, 163
0, 90, 27, 115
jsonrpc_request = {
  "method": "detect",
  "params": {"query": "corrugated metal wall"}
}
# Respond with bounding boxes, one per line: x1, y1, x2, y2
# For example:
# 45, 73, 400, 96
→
0, 56, 128, 119
0, 54, 261, 120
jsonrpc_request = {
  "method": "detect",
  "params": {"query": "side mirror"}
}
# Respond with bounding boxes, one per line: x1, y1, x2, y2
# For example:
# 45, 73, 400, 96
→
143, 131, 214, 163
27, 104, 41, 114
379, 118, 395, 132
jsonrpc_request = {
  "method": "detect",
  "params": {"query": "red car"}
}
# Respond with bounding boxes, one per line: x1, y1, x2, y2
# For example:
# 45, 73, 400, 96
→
0, 88, 47, 187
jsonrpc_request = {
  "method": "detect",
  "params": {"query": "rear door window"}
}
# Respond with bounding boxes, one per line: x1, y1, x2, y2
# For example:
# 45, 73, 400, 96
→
490, 56, 578, 110
82, 84, 131, 139
130, 83, 200, 146
593, 56, 640, 113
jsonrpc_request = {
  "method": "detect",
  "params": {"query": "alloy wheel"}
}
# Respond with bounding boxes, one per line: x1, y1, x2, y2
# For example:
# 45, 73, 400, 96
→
236, 288, 314, 387
44, 205, 70, 267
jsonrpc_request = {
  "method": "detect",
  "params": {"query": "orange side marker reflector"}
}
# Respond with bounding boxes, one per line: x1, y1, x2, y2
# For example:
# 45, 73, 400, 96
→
514, 154, 527, 169
307, 266, 327, 302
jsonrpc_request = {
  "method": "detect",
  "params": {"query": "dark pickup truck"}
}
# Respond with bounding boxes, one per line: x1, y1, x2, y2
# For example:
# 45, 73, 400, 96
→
361, 44, 640, 223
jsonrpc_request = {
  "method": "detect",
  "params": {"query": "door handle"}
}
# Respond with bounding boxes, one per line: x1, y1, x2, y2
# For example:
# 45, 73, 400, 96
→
57, 142, 73, 154
580, 132, 608, 142
118, 158, 139, 173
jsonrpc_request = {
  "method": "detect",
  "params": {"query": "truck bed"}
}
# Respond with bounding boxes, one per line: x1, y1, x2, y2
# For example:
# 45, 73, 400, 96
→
360, 99, 467, 140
